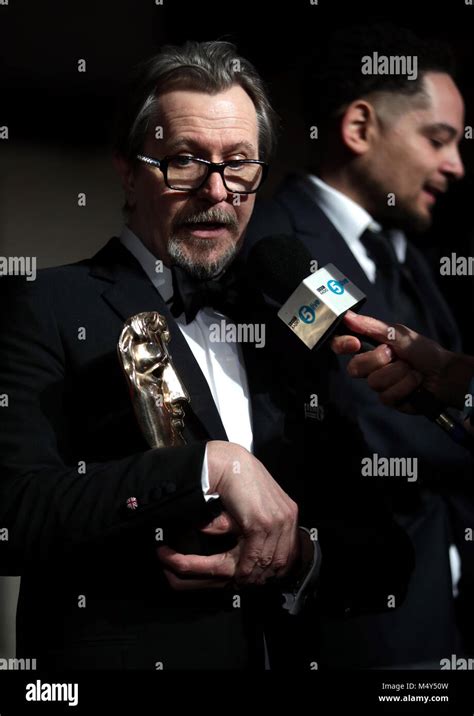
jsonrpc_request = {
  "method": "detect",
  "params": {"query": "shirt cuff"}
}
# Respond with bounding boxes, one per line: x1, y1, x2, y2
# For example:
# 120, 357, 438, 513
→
201, 444, 220, 502
281, 527, 322, 616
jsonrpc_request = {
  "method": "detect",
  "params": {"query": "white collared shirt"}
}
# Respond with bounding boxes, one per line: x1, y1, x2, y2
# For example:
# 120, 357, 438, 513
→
300, 173, 407, 281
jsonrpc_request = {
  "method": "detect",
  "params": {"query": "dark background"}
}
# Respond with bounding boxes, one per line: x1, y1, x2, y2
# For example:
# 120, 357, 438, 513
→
0, 0, 473, 660
0, 0, 473, 348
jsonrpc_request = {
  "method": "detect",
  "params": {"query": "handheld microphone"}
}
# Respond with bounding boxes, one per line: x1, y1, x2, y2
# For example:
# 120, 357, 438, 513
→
248, 235, 471, 448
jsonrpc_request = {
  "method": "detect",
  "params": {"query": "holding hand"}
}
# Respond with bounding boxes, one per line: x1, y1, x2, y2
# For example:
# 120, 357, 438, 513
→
157, 442, 301, 590
331, 310, 474, 412
157, 510, 315, 592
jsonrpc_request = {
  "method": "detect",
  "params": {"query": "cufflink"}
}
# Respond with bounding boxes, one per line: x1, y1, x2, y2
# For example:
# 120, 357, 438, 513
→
126, 496, 138, 510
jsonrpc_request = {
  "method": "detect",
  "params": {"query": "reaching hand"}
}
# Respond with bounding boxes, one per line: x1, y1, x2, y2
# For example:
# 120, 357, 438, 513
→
331, 311, 473, 411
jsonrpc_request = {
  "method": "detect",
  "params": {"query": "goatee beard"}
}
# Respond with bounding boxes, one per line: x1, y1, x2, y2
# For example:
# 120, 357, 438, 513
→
169, 206, 240, 278
168, 235, 239, 279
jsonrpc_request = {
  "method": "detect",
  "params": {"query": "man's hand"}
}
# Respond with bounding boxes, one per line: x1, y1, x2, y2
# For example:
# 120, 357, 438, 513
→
205, 442, 299, 585
156, 442, 300, 590
157, 512, 313, 592
157, 512, 241, 590
331, 310, 473, 411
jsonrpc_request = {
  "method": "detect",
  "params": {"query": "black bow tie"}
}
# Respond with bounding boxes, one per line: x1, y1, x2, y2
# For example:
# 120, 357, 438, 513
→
169, 263, 241, 324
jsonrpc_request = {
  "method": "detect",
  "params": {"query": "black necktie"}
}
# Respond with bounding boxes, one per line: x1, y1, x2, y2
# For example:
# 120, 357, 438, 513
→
169, 263, 241, 324
360, 227, 431, 333
360, 227, 400, 309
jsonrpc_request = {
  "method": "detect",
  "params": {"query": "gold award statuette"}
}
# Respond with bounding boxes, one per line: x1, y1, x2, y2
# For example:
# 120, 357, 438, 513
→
117, 312, 190, 448
118, 311, 235, 558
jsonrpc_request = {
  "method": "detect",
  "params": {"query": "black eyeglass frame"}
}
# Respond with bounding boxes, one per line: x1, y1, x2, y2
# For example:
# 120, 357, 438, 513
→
136, 153, 269, 194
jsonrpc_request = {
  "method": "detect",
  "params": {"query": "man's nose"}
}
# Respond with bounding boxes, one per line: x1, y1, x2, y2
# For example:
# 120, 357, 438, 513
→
197, 170, 229, 203
442, 146, 465, 181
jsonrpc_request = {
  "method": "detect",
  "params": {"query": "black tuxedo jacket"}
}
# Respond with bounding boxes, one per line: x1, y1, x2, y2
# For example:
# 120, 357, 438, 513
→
245, 174, 474, 666
0, 236, 413, 670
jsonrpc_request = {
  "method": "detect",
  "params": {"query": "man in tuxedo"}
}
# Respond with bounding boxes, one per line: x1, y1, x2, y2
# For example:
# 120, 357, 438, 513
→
246, 24, 474, 667
0, 40, 413, 670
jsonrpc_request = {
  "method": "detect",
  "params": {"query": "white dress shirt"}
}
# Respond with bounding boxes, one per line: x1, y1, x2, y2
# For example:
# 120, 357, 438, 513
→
301, 173, 406, 282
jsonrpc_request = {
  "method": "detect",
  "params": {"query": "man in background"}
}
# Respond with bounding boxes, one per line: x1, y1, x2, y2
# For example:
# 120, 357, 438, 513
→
246, 23, 474, 667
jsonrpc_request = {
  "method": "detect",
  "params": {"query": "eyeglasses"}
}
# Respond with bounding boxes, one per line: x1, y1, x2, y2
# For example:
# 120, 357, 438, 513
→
136, 154, 268, 194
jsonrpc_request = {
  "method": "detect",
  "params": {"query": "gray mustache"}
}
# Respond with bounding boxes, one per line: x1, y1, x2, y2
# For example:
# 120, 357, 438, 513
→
176, 209, 238, 229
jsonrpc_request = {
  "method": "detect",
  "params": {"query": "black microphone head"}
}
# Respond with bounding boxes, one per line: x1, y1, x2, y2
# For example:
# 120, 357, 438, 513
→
247, 234, 315, 304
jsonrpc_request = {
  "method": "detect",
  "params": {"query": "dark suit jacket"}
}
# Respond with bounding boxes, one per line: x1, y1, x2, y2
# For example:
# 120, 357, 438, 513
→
245, 174, 474, 667
0, 236, 413, 670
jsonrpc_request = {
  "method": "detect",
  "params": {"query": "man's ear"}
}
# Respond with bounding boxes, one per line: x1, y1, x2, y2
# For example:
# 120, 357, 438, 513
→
340, 100, 378, 156
113, 153, 137, 210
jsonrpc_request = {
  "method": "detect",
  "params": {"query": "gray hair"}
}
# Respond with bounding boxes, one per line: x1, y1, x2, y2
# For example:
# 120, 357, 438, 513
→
113, 40, 279, 163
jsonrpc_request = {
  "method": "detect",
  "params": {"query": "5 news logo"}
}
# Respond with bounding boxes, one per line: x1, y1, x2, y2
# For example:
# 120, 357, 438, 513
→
298, 298, 320, 324
317, 278, 349, 296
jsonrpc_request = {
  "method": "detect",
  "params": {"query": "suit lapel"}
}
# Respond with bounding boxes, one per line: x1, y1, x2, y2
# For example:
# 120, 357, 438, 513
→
404, 243, 460, 347
238, 300, 290, 463
276, 175, 374, 297
89, 238, 228, 442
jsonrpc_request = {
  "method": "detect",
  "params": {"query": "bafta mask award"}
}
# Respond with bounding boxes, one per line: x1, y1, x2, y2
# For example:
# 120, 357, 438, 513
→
118, 311, 235, 558
117, 311, 190, 448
